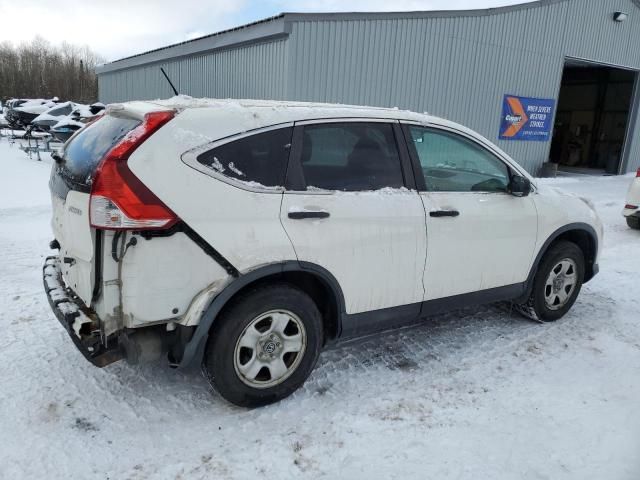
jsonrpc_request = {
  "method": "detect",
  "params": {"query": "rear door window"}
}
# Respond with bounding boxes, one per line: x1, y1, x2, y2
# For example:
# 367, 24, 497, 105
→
56, 114, 140, 191
197, 127, 293, 188
299, 122, 404, 191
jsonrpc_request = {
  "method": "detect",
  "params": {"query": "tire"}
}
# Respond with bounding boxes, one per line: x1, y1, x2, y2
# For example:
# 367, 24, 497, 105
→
203, 283, 323, 407
627, 216, 640, 230
518, 241, 585, 322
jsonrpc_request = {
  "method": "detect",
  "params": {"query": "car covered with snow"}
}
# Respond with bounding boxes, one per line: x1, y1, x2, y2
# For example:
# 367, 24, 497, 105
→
32, 102, 77, 130
44, 97, 603, 407
6, 97, 59, 127
33, 101, 106, 140
623, 168, 640, 229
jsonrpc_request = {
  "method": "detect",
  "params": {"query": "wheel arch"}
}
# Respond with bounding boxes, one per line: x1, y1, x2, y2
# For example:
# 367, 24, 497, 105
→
521, 223, 599, 301
178, 261, 346, 368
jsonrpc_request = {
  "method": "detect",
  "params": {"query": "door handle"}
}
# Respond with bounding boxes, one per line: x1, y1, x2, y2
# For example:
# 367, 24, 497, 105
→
288, 210, 331, 220
430, 209, 460, 218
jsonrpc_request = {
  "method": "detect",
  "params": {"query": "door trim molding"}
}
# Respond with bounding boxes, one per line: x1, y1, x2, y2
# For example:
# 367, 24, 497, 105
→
340, 283, 526, 339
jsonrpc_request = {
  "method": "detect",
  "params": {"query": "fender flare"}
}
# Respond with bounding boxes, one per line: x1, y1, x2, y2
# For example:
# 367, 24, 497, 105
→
519, 222, 599, 302
179, 261, 346, 367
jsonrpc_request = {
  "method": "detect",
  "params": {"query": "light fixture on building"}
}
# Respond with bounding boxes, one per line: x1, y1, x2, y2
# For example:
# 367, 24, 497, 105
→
613, 11, 629, 22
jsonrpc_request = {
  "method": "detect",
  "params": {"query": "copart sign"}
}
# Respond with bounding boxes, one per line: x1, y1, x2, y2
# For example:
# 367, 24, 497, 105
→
499, 94, 555, 141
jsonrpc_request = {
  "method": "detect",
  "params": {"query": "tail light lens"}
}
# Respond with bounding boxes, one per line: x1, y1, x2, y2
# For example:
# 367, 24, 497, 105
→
90, 111, 178, 230
625, 204, 639, 210
636, 168, 640, 178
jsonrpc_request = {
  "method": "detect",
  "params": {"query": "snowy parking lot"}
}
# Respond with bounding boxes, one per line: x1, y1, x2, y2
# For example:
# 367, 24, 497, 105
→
1, 137, 639, 479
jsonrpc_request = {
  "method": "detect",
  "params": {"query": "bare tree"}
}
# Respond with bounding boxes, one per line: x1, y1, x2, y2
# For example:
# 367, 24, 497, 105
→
0, 37, 104, 103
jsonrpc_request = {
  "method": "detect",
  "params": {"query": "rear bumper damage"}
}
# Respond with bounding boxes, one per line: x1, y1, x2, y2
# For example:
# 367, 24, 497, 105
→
43, 256, 123, 367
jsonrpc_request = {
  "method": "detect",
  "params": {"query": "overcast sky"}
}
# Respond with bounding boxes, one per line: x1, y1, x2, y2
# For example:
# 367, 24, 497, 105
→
0, 0, 533, 62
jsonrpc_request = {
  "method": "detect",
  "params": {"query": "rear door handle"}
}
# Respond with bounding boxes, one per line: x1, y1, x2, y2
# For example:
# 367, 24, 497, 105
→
288, 210, 330, 220
430, 210, 460, 218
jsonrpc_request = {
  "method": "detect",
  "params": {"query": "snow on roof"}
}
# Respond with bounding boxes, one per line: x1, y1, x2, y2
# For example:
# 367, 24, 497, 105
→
115, 95, 432, 123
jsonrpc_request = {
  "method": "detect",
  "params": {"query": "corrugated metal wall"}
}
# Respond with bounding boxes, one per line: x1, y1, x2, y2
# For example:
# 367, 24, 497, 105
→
98, 39, 289, 103
287, 0, 640, 173
98, 0, 640, 174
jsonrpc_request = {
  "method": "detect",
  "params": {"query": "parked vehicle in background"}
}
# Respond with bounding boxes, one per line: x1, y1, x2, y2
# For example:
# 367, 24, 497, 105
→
3, 98, 26, 115
33, 101, 105, 141
623, 168, 640, 229
43, 98, 602, 407
32, 102, 76, 130
5, 98, 58, 128
50, 119, 86, 142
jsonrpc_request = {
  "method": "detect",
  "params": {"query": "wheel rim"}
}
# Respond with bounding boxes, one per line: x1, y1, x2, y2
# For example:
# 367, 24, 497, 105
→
233, 310, 307, 389
544, 258, 578, 310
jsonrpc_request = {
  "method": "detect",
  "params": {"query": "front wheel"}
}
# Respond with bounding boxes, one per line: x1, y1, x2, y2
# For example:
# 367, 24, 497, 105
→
627, 216, 640, 230
203, 283, 323, 407
518, 241, 585, 322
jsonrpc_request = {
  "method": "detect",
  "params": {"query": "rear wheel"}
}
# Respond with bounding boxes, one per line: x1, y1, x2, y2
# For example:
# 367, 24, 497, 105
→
203, 283, 323, 407
518, 241, 585, 322
627, 216, 640, 230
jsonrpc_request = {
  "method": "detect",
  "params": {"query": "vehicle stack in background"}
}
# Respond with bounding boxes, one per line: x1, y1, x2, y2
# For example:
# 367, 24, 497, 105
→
0, 97, 105, 158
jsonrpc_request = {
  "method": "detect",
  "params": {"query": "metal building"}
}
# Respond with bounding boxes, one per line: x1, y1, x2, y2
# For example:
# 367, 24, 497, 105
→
96, 0, 640, 175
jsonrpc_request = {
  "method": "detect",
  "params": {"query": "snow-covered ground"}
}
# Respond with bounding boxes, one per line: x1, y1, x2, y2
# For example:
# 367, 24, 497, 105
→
1, 137, 639, 480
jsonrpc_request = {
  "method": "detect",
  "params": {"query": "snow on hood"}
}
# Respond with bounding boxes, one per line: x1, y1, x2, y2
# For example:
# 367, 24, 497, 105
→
15, 102, 58, 115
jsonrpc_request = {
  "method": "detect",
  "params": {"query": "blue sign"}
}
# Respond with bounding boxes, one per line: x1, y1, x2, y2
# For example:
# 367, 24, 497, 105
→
499, 94, 555, 141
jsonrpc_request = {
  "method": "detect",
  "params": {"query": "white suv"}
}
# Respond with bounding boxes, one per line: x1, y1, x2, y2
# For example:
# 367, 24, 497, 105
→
44, 98, 602, 407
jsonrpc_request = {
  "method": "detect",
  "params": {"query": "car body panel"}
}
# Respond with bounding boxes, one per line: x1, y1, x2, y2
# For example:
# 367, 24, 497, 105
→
127, 109, 297, 273
532, 185, 603, 263
420, 191, 538, 299
50, 191, 95, 304
120, 232, 228, 326
281, 189, 427, 314
623, 174, 640, 217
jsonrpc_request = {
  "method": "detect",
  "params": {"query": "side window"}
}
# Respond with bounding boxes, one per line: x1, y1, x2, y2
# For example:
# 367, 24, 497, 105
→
408, 126, 510, 193
300, 122, 404, 191
197, 127, 293, 188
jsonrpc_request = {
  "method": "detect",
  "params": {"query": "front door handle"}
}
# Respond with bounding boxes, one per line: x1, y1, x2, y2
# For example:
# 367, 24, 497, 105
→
430, 209, 460, 218
288, 210, 331, 220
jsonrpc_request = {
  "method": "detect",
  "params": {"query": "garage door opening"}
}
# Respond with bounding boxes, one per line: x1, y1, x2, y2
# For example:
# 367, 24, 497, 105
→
550, 61, 637, 174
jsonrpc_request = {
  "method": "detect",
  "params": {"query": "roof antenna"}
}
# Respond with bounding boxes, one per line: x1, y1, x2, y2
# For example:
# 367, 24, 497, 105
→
160, 67, 179, 96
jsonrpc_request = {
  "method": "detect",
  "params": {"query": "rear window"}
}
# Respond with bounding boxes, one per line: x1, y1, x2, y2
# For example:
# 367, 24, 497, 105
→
61, 114, 140, 185
196, 127, 293, 188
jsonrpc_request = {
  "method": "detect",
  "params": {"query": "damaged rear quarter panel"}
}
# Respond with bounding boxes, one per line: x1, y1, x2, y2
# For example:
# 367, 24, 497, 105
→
118, 232, 229, 327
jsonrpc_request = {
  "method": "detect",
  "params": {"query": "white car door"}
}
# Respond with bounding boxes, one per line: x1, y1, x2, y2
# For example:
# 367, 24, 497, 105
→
402, 124, 538, 301
280, 120, 427, 320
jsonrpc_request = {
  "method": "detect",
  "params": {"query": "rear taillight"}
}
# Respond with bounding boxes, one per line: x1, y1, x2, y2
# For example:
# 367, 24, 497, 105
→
625, 204, 639, 210
90, 110, 178, 230
636, 168, 640, 178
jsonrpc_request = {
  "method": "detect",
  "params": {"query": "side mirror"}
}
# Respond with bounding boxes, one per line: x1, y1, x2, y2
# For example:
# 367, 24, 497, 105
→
509, 175, 531, 197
